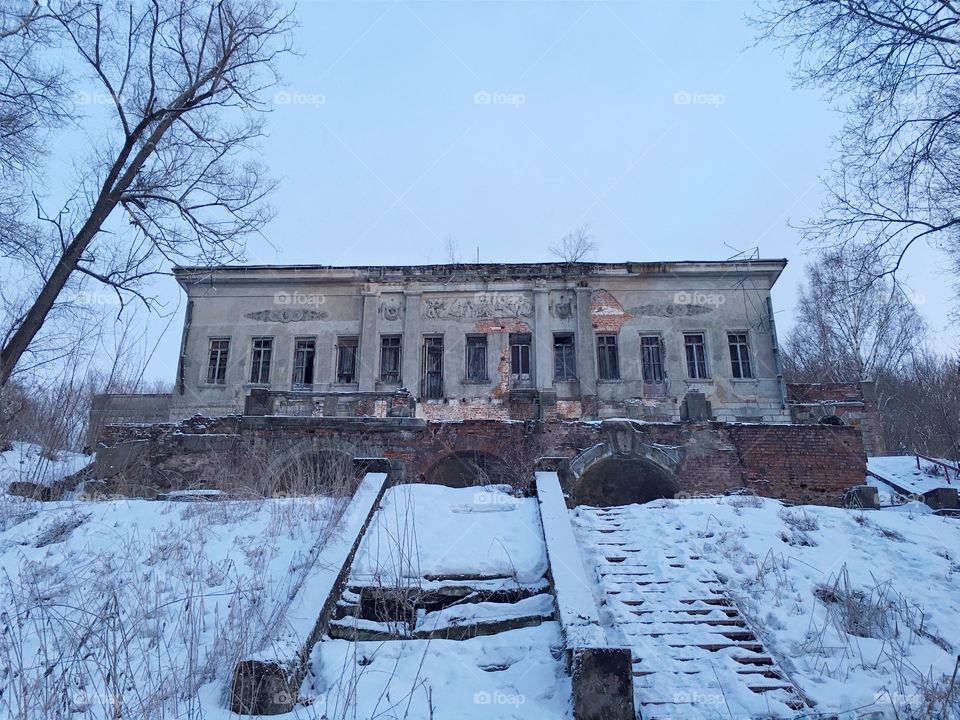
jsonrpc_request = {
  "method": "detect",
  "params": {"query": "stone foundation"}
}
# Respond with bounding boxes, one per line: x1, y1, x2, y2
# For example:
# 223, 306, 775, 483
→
93, 417, 867, 506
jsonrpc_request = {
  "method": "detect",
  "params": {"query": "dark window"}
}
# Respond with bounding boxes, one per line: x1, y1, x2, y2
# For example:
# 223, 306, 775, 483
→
509, 333, 531, 382
380, 335, 402, 384
422, 336, 444, 398
684, 333, 709, 379
640, 335, 664, 383
728, 332, 753, 379
336, 336, 359, 383
597, 335, 620, 380
249, 337, 273, 384
465, 335, 488, 382
292, 338, 316, 389
554, 334, 576, 380
206, 338, 230, 384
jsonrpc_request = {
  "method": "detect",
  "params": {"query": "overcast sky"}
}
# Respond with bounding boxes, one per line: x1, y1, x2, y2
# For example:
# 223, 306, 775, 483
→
100, 0, 954, 384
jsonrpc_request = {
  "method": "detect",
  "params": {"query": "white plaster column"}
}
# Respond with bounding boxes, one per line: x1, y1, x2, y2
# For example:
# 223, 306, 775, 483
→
575, 285, 597, 396
358, 288, 379, 391
401, 289, 422, 393
534, 284, 553, 390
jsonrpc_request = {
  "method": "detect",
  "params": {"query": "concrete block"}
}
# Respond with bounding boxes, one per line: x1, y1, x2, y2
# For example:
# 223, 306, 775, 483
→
571, 647, 636, 720
843, 485, 880, 510
923, 487, 959, 511
94, 440, 149, 478
229, 659, 297, 715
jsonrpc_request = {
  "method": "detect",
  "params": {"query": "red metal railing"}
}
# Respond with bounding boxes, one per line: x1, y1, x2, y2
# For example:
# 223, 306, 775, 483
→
916, 453, 959, 485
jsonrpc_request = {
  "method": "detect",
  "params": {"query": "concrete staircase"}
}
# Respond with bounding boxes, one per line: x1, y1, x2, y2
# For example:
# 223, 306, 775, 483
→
574, 506, 804, 719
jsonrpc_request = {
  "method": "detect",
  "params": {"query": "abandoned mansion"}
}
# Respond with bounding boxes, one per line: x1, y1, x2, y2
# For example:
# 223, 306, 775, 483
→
162, 260, 791, 423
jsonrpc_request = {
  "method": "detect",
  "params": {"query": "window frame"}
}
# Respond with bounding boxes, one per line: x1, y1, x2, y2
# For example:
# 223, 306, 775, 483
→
596, 334, 621, 381
249, 336, 273, 385
335, 336, 360, 384
727, 331, 754, 379
639, 333, 665, 383
205, 337, 231, 385
292, 337, 316, 390
379, 335, 402, 385
509, 332, 532, 383
683, 332, 710, 380
422, 334, 444, 399
465, 334, 489, 383
553, 333, 577, 381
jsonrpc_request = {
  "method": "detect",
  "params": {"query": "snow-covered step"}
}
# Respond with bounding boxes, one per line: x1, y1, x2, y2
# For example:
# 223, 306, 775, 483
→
572, 504, 806, 718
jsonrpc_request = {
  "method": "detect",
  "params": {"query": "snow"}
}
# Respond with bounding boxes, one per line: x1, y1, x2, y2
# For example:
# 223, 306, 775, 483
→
0, 488, 356, 719
0, 441, 91, 489
573, 496, 960, 718
303, 624, 571, 719
351, 483, 548, 585
535, 471, 606, 648
247, 472, 388, 663
868, 455, 958, 496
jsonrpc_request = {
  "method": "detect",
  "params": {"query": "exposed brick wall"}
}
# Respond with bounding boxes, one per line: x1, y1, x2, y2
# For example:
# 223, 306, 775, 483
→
95, 417, 865, 506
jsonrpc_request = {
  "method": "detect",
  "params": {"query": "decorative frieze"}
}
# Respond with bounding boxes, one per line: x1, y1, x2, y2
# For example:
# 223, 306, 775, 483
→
422, 293, 533, 319
629, 304, 713, 317
244, 309, 329, 323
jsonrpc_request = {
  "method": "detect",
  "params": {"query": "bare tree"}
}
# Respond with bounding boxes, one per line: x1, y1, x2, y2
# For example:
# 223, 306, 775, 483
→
443, 234, 461, 265
881, 353, 960, 460
752, 2, 960, 300
550, 224, 596, 263
783, 249, 927, 383
0, 1, 293, 387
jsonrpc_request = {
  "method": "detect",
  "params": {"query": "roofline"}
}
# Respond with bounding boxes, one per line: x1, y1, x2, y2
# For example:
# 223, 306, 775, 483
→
173, 259, 787, 288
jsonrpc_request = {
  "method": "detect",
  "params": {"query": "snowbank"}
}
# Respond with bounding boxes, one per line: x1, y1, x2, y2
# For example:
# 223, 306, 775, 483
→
0, 441, 90, 489
351, 484, 548, 584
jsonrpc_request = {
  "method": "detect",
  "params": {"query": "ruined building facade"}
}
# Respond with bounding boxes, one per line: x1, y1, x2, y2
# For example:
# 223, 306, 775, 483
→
165, 260, 790, 423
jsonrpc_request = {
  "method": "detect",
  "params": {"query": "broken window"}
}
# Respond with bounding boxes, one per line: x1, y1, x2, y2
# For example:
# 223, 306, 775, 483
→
380, 335, 402, 384
640, 335, 664, 383
206, 338, 230, 385
596, 334, 620, 380
465, 335, 488, 382
684, 333, 709, 379
554, 333, 576, 380
510, 333, 532, 384
292, 337, 316, 389
728, 332, 753, 379
422, 336, 444, 398
249, 337, 273, 384
336, 336, 359, 384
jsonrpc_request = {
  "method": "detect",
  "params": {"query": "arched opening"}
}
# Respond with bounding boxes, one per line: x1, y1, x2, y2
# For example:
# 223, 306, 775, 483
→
271, 449, 356, 495
424, 451, 514, 488
571, 456, 679, 507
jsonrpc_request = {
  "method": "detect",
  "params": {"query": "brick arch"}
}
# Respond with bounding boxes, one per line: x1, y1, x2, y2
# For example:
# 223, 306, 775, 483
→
422, 450, 516, 487
567, 427, 682, 507
265, 438, 358, 492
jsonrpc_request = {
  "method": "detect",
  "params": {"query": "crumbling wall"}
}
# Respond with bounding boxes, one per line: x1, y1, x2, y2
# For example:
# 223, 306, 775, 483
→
94, 417, 866, 506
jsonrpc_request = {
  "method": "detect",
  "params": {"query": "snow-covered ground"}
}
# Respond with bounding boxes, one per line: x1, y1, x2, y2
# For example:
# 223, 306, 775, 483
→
0, 492, 349, 719
868, 455, 959, 496
0, 441, 91, 489
351, 483, 548, 585
305, 483, 570, 720
574, 496, 960, 719
3, 472, 959, 720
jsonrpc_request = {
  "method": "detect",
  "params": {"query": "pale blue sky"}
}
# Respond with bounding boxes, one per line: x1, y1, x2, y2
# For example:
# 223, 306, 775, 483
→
67, 0, 955, 382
